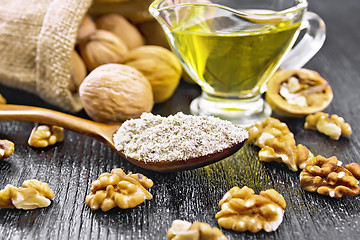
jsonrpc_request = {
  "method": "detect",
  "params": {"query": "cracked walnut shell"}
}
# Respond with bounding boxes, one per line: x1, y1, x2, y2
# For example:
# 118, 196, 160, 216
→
0, 139, 15, 160
0, 180, 54, 210
247, 117, 313, 171
168, 220, 228, 240
215, 186, 286, 233
28, 124, 64, 148
266, 69, 333, 117
300, 155, 360, 198
85, 168, 153, 211
305, 112, 352, 140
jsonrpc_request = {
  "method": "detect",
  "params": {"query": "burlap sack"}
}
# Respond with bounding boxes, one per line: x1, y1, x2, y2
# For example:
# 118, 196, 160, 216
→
0, 0, 92, 112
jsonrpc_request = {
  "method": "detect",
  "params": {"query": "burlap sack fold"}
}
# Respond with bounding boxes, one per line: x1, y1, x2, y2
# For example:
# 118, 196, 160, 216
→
0, 0, 92, 112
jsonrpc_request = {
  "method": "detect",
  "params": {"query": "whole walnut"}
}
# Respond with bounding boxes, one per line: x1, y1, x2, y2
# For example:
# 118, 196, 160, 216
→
79, 30, 128, 71
122, 46, 182, 103
90, 0, 154, 24
96, 14, 145, 50
137, 20, 169, 48
79, 64, 154, 123
68, 50, 87, 92
76, 15, 96, 44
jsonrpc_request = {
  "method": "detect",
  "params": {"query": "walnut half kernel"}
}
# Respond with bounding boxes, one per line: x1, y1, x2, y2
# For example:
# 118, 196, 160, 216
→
215, 186, 286, 233
305, 112, 352, 140
0, 180, 54, 210
168, 220, 228, 240
300, 155, 360, 198
247, 117, 313, 171
0, 139, 15, 160
28, 124, 64, 148
85, 168, 153, 211
0, 93, 6, 104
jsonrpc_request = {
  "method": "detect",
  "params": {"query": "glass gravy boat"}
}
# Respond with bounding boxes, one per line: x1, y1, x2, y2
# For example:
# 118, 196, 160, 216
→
150, 0, 325, 125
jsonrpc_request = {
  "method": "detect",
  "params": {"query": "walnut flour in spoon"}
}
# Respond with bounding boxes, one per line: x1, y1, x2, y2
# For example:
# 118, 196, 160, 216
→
113, 112, 248, 163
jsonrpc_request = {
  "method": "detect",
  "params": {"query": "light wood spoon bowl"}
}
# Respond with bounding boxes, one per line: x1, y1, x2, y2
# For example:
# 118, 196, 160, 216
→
0, 104, 247, 172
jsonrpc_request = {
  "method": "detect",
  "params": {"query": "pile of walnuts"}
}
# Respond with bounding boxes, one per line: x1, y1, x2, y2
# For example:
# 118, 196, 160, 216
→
247, 116, 358, 198
72, 13, 183, 124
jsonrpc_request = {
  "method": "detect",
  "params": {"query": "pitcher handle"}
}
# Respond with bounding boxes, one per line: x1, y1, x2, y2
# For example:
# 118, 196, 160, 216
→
280, 11, 326, 70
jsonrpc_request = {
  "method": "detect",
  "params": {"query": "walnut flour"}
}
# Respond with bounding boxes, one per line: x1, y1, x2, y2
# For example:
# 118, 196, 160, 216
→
113, 112, 248, 162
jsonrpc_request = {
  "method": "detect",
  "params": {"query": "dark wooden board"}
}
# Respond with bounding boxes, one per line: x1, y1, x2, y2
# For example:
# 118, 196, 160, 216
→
1, 0, 360, 239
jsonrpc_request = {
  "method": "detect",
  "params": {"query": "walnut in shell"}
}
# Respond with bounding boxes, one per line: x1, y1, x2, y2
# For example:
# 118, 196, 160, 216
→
96, 13, 145, 50
122, 45, 182, 103
137, 20, 170, 49
79, 64, 154, 123
79, 30, 128, 71
89, 0, 155, 24
68, 50, 87, 92
76, 15, 96, 44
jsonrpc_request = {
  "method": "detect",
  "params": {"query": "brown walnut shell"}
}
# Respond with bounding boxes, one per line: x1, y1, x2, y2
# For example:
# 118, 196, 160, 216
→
121, 45, 182, 103
79, 30, 128, 71
96, 13, 145, 50
266, 68, 333, 117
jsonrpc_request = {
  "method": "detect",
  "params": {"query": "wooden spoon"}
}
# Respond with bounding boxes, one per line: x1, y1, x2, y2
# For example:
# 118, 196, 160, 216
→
0, 104, 246, 172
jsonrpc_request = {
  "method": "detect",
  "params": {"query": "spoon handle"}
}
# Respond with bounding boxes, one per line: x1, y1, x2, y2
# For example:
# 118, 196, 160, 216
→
0, 104, 119, 144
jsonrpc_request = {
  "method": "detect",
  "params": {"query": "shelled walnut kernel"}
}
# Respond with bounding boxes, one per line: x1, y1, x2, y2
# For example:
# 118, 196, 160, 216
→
0, 180, 54, 209
168, 220, 228, 240
247, 117, 313, 171
85, 168, 153, 211
127, 172, 154, 189
300, 155, 360, 197
0, 139, 15, 160
28, 124, 64, 148
0, 94, 6, 104
305, 112, 352, 140
215, 186, 286, 233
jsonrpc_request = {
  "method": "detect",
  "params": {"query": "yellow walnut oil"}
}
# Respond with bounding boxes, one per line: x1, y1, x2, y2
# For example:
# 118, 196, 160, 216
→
170, 16, 301, 98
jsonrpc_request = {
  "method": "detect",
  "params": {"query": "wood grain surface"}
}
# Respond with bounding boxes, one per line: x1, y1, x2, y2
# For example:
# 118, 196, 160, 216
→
1, 0, 360, 239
